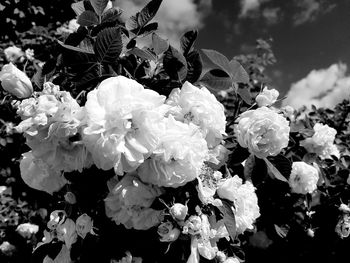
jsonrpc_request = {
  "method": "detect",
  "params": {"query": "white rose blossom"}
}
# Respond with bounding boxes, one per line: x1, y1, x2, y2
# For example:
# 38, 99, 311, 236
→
105, 173, 164, 230
157, 222, 181, 242
217, 176, 260, 234
255, 87, 279, 107
138, 115, 208, 188
83, 76, 166, 174
288, 162, 319, 194
234, 106, 290, 159
16, 223, 39, 238
0, 63, 33, 98
4, 46, 24, 62
166, 81, 226, 148
300, 123, 339, 159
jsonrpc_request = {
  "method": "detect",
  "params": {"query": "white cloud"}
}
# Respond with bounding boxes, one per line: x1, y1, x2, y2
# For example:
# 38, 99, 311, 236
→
283, 63, 350, 109
240, 0, 261, 17
117, 0, 211, 47
293, 0, 336, 26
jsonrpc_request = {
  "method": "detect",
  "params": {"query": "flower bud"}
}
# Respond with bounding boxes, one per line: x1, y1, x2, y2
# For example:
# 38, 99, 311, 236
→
76, 213, 93, 239
0, 63, 33, 98
255, 87, 279, 107
170, 203, 188, 221
182, 216, 202, 235
4, 46, 24, 62
16, 223, 39, 239
157, 222, 180, 242
64, 192, 77, 204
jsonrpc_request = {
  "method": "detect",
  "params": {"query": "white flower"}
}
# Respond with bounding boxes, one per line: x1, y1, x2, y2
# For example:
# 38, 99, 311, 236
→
25, 49, 35, 61
76, 214, 93, 239
157, 222, 181, 242
234, 107, 290, 159
0, 63, 33, 98
83, 76, 165, 174
20, 151, 67, 194
183, 216, 202, 235
16, 83, 91, 174
57, 19, 80, 34
138, 115, 208, 188
115, 251, 143, 263
289, 162, 319, 194
224, 258, 240, 263
105, 173, 163, 230
166, 82, 226, 148
47, 210, 67, 230
255, 87, 279, 107
217, 176, 260, 234
300, 123, 339, 159
170, 203, 188, 221
56, 218, 78, 249
16, 223, 39, 238
4, 46, 24, 62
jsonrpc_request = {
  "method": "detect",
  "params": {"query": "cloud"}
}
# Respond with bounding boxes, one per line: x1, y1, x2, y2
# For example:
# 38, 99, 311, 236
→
293, 0, 336, 26
117, 0, 211, 47
262, 7, 281, 25
238, 0, 280, 26
239, 0, 261, 17
283, 63, 350, 109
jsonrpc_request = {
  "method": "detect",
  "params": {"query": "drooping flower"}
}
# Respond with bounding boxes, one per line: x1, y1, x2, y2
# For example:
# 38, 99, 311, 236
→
234, 106, 290, 159
255, 87, 279, 107
300, 123, 339, 159
288, 162, 319, 194
138, 115, 208, 188
105, 173, 163, 230
217, 176, 260, 234
166, 82, 226, 148
0, 63, 33, 98
83, 76, 166, 174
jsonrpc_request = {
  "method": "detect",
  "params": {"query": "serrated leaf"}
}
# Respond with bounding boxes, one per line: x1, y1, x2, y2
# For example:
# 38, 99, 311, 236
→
90, 0, 109, 15
268, 154, 292, 180
264, 157, 289, 183
58, 40, 95, 54
138, 22, 158, 37
71, 1, 85, 16
235, 83, 252, 104
125, 15, 139, 32
77, 10, 99, 26
229, 59, 249, 83
199, 71, 232, 92
163, 45, 188, 81
186, 50, 202, 83
101, 7, 123, 23
128, 47, 156, 61
274, 224, 290, 239
181, 29, 198, 56
220, 199, 237, 241
152, 33, 168, 55
137, 0, 163, 28
94, 27, 122, 63
200, 49, 232, 78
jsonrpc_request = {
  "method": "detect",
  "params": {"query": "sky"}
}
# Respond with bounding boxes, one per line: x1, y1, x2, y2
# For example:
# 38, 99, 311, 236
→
117, 0, 350, 109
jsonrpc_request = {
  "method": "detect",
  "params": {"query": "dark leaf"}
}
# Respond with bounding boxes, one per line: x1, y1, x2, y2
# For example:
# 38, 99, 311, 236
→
180, 29, 198, 56
220, 199, 237, 241
229, 59, 249, 83
199, 71, 232, 92
267, 154, 292, 180
128, 47, 156, 61
186, 50, 202, 83
137, 0, 163, 28
101, 7, 123, 23
235, 83, 252, 104
58, 40, 94, 54
274, 224, 290, 239
126, 39, 137, 49
163, 45, 188, 81
152, 33, 168, 55
31, 242, 63, 263
200, 49, 232, 78
71, 1, 85, 16
90, 0, 109, 16
264, 157, 289, 183
42, 58, 57, 75
138, 22, 158, 37
77, 10, 99, 26
94, 27, 122, 64
229, 145, 250, 165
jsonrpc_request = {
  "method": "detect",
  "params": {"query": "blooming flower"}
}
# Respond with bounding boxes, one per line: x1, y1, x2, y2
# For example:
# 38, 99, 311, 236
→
255, 87, 279, 107
170, 203, 188, 221
56, 218, 78, 249
16, 223, 39, 238
300, 123, 339, 159
157, 222, 181, 242
288, 162, 319, 194
76, 214, 93, 239
0, 63, 33, 98
105, 173, 163, 230
166, 82, 226, 148
234, 106, 290, 159
83, 76, 166, 174
25, 49, 35, 61
4, 46, 24, 62
217, 176, 260, 234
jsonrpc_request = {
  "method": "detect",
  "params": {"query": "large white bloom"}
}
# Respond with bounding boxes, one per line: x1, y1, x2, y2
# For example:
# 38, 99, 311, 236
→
105, 173, 163, 230
16, 82, 90, 173
234, 107, 290, 159
166, 82, 226, 148
289, 162, 319, 194
300, 123, 339, 159
83, 76, 166, 174
217, 176, 260, 234
138, 115, 208, 188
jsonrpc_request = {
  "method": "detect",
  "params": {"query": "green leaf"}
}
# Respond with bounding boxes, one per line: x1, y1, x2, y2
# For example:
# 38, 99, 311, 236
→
101, 7, 123, 23
138, 22, 158, 37
235, 83, 252, 104
200, 49, 232, 78
229, 59, 249, 83
180, 29, 198, 56
71, 1, 85, 16
163, 45, 188, 81
57, 40, 95, 54
137, 0, 163, 28
186, 50, 202, 83
267, 154, 292, 180
219, 199, 237, 241
128, 47, 156, 61
264, 157, 289, 183
89, 0, 109, 16
274, 224, 290, 239
152, 33, 168, 55
77, 10, 99, 26
199, 71, 232, 91
125, 15, 138, 32
94, 27, 122, 64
